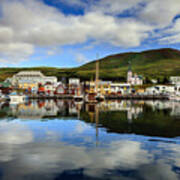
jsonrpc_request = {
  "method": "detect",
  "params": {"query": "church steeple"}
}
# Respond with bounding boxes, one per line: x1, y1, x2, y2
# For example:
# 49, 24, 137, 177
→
128, 61, 132, 72
127, 61, 133, 83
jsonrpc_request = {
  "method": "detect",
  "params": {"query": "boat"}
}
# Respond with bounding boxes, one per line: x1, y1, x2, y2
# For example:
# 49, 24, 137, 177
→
95, 93, 105, 101
74, 95, 84, 101
85, 92, 98, 103
9, 92, 27, 104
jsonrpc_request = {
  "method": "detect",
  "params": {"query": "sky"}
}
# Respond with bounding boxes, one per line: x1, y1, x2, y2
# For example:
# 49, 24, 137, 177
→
0, 0, 180, 67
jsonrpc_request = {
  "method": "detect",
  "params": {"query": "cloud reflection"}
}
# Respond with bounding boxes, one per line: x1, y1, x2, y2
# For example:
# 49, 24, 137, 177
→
0, 120, 179, 179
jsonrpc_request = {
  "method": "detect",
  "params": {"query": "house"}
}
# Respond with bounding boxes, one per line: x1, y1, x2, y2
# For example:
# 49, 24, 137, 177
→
69, 78, 80, 86
170, 76, 180, 85
110, 83, 131, 95
146, 85, 175, 95
68, 78, 81, 95
55, 83, 66, 95
85, 81, 131, 95
44, 82, 56, 95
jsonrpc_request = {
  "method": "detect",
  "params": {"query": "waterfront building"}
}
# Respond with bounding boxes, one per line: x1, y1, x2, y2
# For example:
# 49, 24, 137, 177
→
127, 62, 143, 85
110, 83, 131, 95
8, 71, 57, 89
68, 78, 82, 95
170, 76, 180, 85
55, 83, 66, 94
44, 82, 56, 95
85, 81, 131, 95
146, 85, 175, 95
69, 78, 80, 85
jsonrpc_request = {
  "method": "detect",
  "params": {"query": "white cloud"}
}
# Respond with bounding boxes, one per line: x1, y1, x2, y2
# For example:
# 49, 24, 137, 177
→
47, 47, 61, 56
90, 0, 143, 15
0, 0, 179, 64
76, 53, 88, 63
158, 19, 180, 44
139, 0, 180, 28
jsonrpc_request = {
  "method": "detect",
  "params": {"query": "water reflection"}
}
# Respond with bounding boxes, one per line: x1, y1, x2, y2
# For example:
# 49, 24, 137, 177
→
0, 100, 179, 179
0, 120, 179, 179
0, 100, 180, 137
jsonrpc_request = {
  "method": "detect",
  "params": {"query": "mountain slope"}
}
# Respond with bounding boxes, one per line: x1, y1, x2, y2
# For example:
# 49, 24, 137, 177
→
76, 48, 180, 80
0, 48, 180, 82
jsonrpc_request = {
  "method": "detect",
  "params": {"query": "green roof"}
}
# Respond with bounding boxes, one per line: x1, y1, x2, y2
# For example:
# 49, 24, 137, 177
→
0, 81, 11, 88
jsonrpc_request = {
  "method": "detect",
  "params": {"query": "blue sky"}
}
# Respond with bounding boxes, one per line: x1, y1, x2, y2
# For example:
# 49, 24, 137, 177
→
0, 0, 180, 67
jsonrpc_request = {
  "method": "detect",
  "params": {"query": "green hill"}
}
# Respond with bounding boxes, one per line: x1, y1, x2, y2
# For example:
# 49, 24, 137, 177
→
76, 48, 180, 81
0, 48, 180, 82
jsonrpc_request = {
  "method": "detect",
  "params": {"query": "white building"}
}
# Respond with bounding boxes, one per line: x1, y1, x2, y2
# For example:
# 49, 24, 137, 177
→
146, 85, 175, 95
170, 76, 180, 85
69, 78, 80, 86
110, 83, 131, 94
9, 71, 57, 89
127, 63, 143, 85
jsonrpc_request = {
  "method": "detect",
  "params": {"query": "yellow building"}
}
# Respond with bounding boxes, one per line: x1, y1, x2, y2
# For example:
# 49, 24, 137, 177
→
18, 82, 37, 89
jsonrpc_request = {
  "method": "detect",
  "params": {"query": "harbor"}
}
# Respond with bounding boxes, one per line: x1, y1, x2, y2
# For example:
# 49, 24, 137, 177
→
1, 60, 180, 103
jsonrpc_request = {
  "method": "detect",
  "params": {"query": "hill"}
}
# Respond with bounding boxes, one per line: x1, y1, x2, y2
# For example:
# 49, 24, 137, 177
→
0, 48, 180, 82
76, 48, 180, 81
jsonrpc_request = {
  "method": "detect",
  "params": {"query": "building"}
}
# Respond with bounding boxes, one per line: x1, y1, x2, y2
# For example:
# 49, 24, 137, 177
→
146, 85, 175, 95
110, 83, 131, 95
68, 78, 81, 95
8, 71, 57, 89
69, 78, 80, 85
55, 83, 66, 95
44, 82, 56, 95
85, 81, 131, 95
170, 76, 180, 85
127, 62, 143, 85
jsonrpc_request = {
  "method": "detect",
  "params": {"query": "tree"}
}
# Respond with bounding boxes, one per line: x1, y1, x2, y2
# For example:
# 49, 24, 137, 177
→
144, 77, 151, 84
162, 77, 169, 84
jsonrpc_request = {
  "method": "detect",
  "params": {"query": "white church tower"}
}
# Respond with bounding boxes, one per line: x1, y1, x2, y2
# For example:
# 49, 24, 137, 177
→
127, 61, 133, 83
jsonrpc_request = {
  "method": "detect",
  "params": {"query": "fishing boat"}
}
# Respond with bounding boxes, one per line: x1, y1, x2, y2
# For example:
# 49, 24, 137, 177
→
9, 92, 27, 104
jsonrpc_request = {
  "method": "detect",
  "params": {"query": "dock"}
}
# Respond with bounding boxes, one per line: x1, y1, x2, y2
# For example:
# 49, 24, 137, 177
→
28, 94, 169, 100
105, 94, 169, 100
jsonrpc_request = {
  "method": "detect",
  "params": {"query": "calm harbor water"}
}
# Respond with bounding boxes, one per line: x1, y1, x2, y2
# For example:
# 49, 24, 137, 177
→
0, 100, 180, 180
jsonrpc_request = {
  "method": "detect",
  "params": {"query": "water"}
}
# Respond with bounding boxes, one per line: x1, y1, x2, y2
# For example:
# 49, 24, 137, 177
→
0, 100, 180, 180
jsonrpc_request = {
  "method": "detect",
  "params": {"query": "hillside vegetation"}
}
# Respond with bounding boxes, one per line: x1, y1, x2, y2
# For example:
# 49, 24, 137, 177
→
0, 48, 180, 82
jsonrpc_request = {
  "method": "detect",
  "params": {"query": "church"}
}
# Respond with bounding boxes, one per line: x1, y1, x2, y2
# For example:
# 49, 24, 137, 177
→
127, 62, 143, 85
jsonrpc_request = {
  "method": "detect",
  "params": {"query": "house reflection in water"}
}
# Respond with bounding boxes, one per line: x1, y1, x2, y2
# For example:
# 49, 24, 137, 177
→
9, 100, 84, 120
97, 100, 143, 123
4, 100, 180, 121
144, 100, 180, 117
0, 99, 180, 138
10, 100, 59, 119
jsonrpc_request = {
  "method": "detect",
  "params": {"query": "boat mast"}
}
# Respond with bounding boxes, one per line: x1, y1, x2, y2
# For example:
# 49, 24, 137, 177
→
95, 53, 99, 93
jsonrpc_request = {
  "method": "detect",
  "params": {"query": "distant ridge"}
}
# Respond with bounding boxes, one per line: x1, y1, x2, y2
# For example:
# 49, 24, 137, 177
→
0, 48, 180, 82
